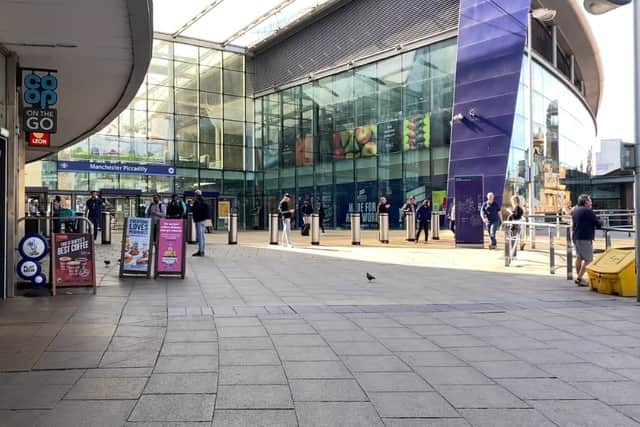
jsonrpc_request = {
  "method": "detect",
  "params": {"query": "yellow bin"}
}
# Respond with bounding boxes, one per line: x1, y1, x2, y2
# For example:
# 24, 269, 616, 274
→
586, 248, 637, 297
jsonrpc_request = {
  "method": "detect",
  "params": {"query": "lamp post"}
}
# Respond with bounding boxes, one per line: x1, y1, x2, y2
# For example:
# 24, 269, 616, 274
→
527, 8, 556, 249
583, 0, 638, 303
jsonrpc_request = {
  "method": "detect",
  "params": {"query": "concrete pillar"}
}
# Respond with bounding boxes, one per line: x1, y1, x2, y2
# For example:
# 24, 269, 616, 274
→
5, 52, 24, 298
570, 55, 575, 84
552, 25, 558, 68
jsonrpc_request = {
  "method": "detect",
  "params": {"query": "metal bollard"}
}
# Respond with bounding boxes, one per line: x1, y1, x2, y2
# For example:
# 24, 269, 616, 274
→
604, 230, 612, 250
228, 213, 238, 245
78, 216, 88, 234
187, 213, 197, 244
504, 225, 511, 267
101, 211, 111, 244
566, 227, 573, 281
351, 213, 361, 245
431, 212, 440, 240
378, 213, 389, 244
405, 211, 416, 242
549, 228, 555, 275
311, 213, 320, 246
269, 213, 279, 245
556, 214, 561, 238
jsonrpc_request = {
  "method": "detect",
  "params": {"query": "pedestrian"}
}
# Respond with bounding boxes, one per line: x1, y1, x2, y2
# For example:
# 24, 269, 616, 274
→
571, 194, 602, 286
449, 200, 456, 234
506, 195, 524, 258
146, 194, 166, 221
278, 193, 295, 248
415, 199, 432, 243
85, 191, 103, 241
166, 194, 185, 219
301, 200, 313, 235
52, 195, 61, 233
481, 192, 502, 249
377, 196, 390, 215
318, 202, 326, 234
401, 196, 417, 215
192, 190, 210, 256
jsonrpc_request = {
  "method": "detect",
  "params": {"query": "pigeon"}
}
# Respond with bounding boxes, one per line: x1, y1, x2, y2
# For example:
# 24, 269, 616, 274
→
104, 260, 111, 266
366, 272, 375, 282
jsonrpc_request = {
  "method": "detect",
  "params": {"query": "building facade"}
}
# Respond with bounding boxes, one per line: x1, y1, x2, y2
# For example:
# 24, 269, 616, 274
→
25, 0, 602, 231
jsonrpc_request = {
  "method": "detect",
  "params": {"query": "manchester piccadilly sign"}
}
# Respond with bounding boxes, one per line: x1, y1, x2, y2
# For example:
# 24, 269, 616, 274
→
58, 160, 176, 176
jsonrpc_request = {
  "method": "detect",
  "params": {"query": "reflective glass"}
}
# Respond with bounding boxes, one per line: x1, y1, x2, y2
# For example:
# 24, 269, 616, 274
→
174, 61, 198, 89
200, 92, 222, 118
223, 95, 245, 121
200, 66, 222, 93
223, 69, 244, 96
175, 88, 198, 115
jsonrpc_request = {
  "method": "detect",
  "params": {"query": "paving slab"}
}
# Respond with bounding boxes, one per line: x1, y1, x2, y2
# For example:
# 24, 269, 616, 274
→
34, 351, 103, 370
36, 400, 136, 427
459, 408, 556, 427
572, 381, 640, 405
436, 385, 528, 409
212, 409, 298, 427
284, 361, 353, 379
65, 377, 147, 400
368, 392, 459, 418
342, 355, 410, 372
160, 342, 218, 356
295, 401, 385, 427
129, 394, 215, 422
216, 385, 293, 409
144, 373, 218, 394
354, 371, 432, 392
416, 366, 494, 385
532, 399, 640, 427
289, 378, 366, 401
219, 365, 287, 385
496, 378, 591, 400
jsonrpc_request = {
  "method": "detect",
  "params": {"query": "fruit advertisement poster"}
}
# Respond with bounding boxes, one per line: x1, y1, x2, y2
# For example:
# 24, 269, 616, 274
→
403, 113, 431, 150
51, 233, 96, 294
155, 219, 185, 278
332, 125, 378, 160
120, 217, 152, 277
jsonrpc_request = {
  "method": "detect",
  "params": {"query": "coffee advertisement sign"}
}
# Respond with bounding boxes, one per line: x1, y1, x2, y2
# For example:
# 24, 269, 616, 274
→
51, 233, 96, 294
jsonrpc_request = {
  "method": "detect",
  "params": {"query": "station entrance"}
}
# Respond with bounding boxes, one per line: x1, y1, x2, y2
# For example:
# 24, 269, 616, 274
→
99, 189, 142, 231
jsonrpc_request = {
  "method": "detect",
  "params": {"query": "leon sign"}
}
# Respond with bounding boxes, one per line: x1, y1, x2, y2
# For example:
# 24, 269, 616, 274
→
29, 132, 50, 148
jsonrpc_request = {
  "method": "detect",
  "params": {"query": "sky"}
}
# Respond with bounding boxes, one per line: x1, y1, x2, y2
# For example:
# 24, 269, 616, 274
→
580, 1, 635, 144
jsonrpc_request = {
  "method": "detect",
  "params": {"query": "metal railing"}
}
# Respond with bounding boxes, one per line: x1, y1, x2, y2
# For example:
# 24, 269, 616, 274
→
18, 215, 95, 236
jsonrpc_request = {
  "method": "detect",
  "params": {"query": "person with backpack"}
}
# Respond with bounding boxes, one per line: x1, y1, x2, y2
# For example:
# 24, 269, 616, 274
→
146, 194, 166, 220
166, 194, 185, 219
301, 200, 313, 236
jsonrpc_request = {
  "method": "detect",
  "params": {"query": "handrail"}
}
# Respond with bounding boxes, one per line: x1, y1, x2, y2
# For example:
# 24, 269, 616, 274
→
17, 215, 95, 236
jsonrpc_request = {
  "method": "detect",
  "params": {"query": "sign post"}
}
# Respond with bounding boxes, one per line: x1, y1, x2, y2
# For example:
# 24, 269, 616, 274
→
154, 219, 186, 279
119, 217, 153, 278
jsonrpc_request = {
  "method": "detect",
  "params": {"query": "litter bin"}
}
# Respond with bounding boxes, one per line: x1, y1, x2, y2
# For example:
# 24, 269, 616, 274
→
101, 211, 111, 244
77, 214, 88, 234
228, 213, 238, 245
186, 213, 197, 244
351, 213, 361, 245
378, 213, 389, 244
405, 211, 416, 242
311, 214, 320, 246
431, 212, 440, 240
269, 213, 279, 245
586, 248, 637, 297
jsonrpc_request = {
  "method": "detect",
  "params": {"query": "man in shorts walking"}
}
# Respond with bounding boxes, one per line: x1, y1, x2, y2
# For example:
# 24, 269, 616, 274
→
571, 194, 602, 286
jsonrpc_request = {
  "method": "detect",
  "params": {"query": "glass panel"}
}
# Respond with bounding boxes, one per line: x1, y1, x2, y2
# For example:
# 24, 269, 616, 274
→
174, 61, 198, 89
174, 42, 199, 63
148, 112, 174, 141
177, 141, 198, 167
223, 69, 244, 96
175, 115, 198, 141
199, 117, 222, 144
200, 47, 223, 67
152, 39, 172, 59
223, 95, 244, 121
148, 58, 173, 86
148, 84, 174, 113
58, 172, 89, 191
175, 168, 198, 192
200, 169, 222, 192
119, 175, 148, 192
175, 88, 198, 115
149, 176, 173, 193
119, 109, 147, 138
200, 65, 222, 93
223, 144, 244, 170
199, 143, 222, 169
200, 92, 222, 118
223, 52, 244, 72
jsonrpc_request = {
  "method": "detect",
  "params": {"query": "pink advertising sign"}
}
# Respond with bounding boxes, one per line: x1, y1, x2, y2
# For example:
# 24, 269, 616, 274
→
155, 219, 185, 278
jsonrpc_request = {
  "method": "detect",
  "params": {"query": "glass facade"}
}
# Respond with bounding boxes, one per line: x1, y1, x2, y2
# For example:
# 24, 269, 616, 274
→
25, 33, 597, 229
506, 57, 597, 214
256, 38, 456, 229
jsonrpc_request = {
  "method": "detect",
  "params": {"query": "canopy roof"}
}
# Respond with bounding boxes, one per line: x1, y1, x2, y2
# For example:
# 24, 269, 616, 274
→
153, 0, 336, 49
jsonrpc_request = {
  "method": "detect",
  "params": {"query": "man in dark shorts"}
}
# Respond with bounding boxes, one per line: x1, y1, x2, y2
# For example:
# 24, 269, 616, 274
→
571, 194, 602, 286
481, 192, 502, 249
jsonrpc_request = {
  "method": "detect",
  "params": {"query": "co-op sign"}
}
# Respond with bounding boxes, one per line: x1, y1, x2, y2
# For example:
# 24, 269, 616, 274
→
22, 69, 58, 133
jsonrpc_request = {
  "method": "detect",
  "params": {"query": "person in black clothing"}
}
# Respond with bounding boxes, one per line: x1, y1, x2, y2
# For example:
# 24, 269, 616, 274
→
278, 193, 294, 247
192, 190, 210, 256
480, 192, 502, 249
415, 199, 432, 243
506, 195, 524, 257
301, 200, 313, 235
572, 194, 602, 286
85, 191, 104, 241
318, 202, 326, 234
166, 194, 185, 219
377, 196, 390, 215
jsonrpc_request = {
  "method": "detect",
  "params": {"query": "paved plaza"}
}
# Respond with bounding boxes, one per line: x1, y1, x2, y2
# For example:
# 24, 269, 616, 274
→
1, 230, 640, 426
